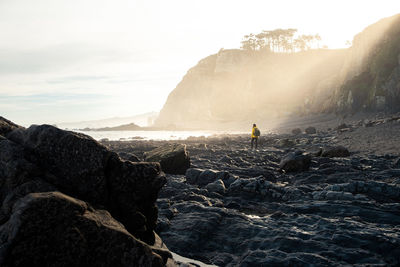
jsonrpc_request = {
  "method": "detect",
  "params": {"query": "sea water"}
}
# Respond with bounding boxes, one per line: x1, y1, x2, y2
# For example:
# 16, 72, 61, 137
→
77, 130, 221, 141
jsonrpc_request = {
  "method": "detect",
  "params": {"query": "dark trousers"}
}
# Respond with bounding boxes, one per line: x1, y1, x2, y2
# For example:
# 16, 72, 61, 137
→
251, 137, 258, 149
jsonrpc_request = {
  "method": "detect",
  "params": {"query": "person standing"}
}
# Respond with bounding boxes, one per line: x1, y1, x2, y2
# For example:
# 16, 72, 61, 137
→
251, 123, 260, 149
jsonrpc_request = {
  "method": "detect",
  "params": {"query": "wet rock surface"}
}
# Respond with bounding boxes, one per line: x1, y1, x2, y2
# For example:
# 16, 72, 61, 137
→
0, 118, 180, 267
104, 117, 400, 266
144, 144, 190, 175
0, 192, 163, 267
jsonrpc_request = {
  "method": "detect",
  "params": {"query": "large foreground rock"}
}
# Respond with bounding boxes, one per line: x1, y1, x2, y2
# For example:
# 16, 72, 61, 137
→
7, 124, 166, 244
0, 119, 176, 266
144, 144, 190, 175
0, 192, 164, 267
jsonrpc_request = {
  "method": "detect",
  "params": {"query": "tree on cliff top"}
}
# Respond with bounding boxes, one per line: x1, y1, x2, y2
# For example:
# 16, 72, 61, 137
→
240, 28, 322, 52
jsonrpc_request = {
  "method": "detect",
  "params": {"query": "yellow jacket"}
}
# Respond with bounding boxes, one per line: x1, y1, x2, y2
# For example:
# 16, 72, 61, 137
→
251, 127, 258, 138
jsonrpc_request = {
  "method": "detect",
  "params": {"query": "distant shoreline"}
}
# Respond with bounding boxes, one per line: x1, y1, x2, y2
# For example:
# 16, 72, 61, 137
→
77, 126, 199, 132
75, 111, 400, 134
75, 122, 187, 132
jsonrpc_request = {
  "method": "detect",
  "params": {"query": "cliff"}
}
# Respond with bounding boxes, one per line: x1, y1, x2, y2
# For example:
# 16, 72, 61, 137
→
156, 14, 400, 129
333, 14, 400, 112
156, 49, 346, 129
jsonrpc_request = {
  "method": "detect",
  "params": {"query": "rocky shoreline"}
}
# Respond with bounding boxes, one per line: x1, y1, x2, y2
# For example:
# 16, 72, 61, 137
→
103, 113, 400, 266
1, 114, 400, 266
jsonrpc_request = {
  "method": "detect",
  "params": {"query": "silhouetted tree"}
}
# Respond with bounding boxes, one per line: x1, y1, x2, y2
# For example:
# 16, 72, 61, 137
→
240, 28, 322, 53
294, 37, 306, 51
241, 34, 257, 51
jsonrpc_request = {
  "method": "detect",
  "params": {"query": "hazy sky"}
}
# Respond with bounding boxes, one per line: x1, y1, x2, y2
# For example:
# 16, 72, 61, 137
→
0, 0, 399, 126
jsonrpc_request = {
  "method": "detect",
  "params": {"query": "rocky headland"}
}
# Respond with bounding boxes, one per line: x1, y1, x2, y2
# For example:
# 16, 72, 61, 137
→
103, 112, 400, 266
155, 14, 400, 130
81, 122, 142, 131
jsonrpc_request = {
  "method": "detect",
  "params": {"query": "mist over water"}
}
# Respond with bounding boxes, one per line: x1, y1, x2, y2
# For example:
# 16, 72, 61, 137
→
78, 130, 237, 141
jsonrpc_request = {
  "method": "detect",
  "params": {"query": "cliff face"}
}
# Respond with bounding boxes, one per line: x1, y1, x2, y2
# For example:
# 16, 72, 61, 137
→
156, 14, 400, 128
156, 49, 346, 128
334, 14, 400, 112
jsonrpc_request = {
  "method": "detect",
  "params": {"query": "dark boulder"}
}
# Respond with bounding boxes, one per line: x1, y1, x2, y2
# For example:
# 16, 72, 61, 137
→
4, 123, 167, 245
205, 179, 226, 194
7, 125, 113, 205
0, 136, 39, 187
185, 168, 204, 184
144, 143, 190, 174
0, 137, 47, 219
106, 159, 166, 244
0, 192, 165, 267
0, 179, 56, 224
198, 170, 220, 186
321, 146, 350, 158
291, 128, 302, 135
305, 126, 317, 134
279, 151, 311, 172
186, 168, 231, 187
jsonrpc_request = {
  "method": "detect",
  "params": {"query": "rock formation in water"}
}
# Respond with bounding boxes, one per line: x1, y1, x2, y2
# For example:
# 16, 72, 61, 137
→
82, 122, 142, 131
0, 116, 178, 266
156, 14, 400, 128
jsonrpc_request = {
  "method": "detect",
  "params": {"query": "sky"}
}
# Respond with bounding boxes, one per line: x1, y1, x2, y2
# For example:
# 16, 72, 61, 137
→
0, 0, 399, 126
